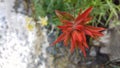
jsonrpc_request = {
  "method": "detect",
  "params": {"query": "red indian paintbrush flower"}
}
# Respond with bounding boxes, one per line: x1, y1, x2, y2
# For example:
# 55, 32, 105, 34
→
51, 7, 105, 57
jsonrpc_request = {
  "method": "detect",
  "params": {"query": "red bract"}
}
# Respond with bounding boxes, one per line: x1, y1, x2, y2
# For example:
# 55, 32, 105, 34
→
51, 7, 105, 57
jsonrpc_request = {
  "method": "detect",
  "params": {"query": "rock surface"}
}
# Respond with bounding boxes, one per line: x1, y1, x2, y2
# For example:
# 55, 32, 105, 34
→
0, 0, 50, 68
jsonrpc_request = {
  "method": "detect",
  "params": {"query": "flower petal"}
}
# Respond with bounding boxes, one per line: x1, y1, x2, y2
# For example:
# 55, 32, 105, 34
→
70, 32, 76, 52
73, 31, 82, 42
61, 20, 73, 25
81, 32, 89, 48
85, 29, 94, 37
85, 28, 104, 39
75, 7, 93, 24
58, 25, 70, 30
75, 25, 84, 31
57, 22, 72, 30
85, 25, 105, 32
51, 33, 65, 46
63, 32, 70, 46
55, 10, 74, 21
82, 17, 92, 24
78, 44, 86, 57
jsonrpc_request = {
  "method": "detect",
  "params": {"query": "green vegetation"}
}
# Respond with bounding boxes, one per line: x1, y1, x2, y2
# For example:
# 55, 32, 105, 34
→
31, 0, 120, 27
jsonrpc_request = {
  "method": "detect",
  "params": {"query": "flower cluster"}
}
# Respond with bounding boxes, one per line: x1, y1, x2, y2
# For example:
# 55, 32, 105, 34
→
51, 7, 105, 57
25, 16, 48, 31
